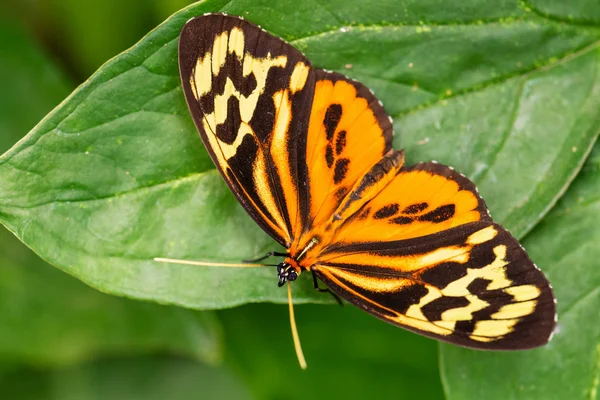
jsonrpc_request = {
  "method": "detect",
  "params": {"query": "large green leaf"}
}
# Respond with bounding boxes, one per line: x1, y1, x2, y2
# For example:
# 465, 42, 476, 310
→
0, 0, 598, 310
0, 20, 222, 367
0, 356, 250, 400
0, 232, 223, 366
440, 144, 600, 399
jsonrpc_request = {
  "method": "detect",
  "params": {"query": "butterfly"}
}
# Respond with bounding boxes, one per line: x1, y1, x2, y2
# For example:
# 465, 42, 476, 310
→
163, 13, 557, 366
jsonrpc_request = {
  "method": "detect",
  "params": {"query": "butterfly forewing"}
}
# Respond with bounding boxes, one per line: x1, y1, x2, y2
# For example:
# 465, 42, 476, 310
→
179, 14, 315, 246
291, 70, 394, 253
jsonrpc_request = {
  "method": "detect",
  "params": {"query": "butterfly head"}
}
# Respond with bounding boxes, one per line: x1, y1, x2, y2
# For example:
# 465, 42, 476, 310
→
277, 262, 299, 287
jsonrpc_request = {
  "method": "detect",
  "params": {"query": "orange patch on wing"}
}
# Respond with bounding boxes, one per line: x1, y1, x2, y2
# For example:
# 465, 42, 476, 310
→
293, 78, 389, 251
331, 170, 483, 245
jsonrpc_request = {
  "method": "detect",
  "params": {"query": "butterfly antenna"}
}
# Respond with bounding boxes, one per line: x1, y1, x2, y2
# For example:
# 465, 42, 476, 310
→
287, 282, 307, 370
153, 258, 274, 268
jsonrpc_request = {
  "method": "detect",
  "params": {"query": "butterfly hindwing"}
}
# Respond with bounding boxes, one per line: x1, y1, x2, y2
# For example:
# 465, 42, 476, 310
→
179, 14, 315, 246
314, 219, 555, 349
326, 162, 491, 249
311, 162, 555, 349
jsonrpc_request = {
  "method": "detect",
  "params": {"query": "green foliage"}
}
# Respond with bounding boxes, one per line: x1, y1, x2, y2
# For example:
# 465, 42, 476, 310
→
0, 357, 251, 400
0, 0, 599, 399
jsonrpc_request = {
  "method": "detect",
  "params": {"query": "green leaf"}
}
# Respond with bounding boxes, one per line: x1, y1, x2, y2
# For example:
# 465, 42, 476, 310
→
440, 143, 600, 399
0, 356, 251, 400
0, 232, 223, 366
0, 1, 598, 310
0, 19, 222, 367
219, 303, 444, 399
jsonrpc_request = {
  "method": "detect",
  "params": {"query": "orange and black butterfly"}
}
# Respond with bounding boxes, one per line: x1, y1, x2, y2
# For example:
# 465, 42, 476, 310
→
173, 13, 556, 358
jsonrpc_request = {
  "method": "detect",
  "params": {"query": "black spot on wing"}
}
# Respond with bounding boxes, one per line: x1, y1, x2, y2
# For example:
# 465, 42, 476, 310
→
421, 296, 471, 322
373, 203, 400, 219
324, 103, 342, 140
466, 278, 513, 304
325, 144, 334, 168
419, 262, 468, 289
418, 204, 456, 223
215, 96, 240, 144
335, 130, 347, 155
249, 92, 275, 142
402, 202, 429, 214
468, 242, 498, 269
238, 70, 257, 97
390, 284, 430, 314
199, 92, 215, 116
333, 158, 350, 184
357, 206, 371, 220
454, 320, 476, 335
406, 162, 491, 223
335, 186, 348, 201
466, 278, 491, 294
390, 216, 413, 225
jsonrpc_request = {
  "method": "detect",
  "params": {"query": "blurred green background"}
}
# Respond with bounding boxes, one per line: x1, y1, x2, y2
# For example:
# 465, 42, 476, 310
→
0, 1, 444, 399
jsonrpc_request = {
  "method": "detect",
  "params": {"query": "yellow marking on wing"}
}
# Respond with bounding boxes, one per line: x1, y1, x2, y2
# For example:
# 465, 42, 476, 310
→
317, 266, 410, 293
421, 247, 470, 268
190, 75, 199, 100
203, 52, 288, 160
435, 320, 457, 330
504, 285, 541, 302
241, 54, 287, 122
325, 245, 470, 274
289, 62, 309, 94
212, 31, 229, 77
440, 294, 489, 321
484, 245, 511, 290
213, 77, 237, 129
220, 122, 253, 160
491, 300, 537, 319
228, 27, 245, 59
405, 288, 442, 320
191, 52, 212, 99
467, 226, 498, 245
317, 268, 454, 337
253, 153, 287, 238
392, 314, 453, 336
194, 29, 289, 161
271, 89, 298, 227
471, 319, 518, 340
442, 245, 509, 296
272, 90, 292, 156
396, 292, 452, 335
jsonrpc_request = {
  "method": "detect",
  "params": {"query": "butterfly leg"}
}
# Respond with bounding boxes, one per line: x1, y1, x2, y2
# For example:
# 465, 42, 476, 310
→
312, 272, 343, 306
243, 251, 288, 263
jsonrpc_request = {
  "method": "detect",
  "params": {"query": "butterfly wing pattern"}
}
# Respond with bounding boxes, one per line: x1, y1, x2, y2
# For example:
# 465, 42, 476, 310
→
179, 14, 556, 350
179, 14, 315, 246
312, 163, 555, 349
